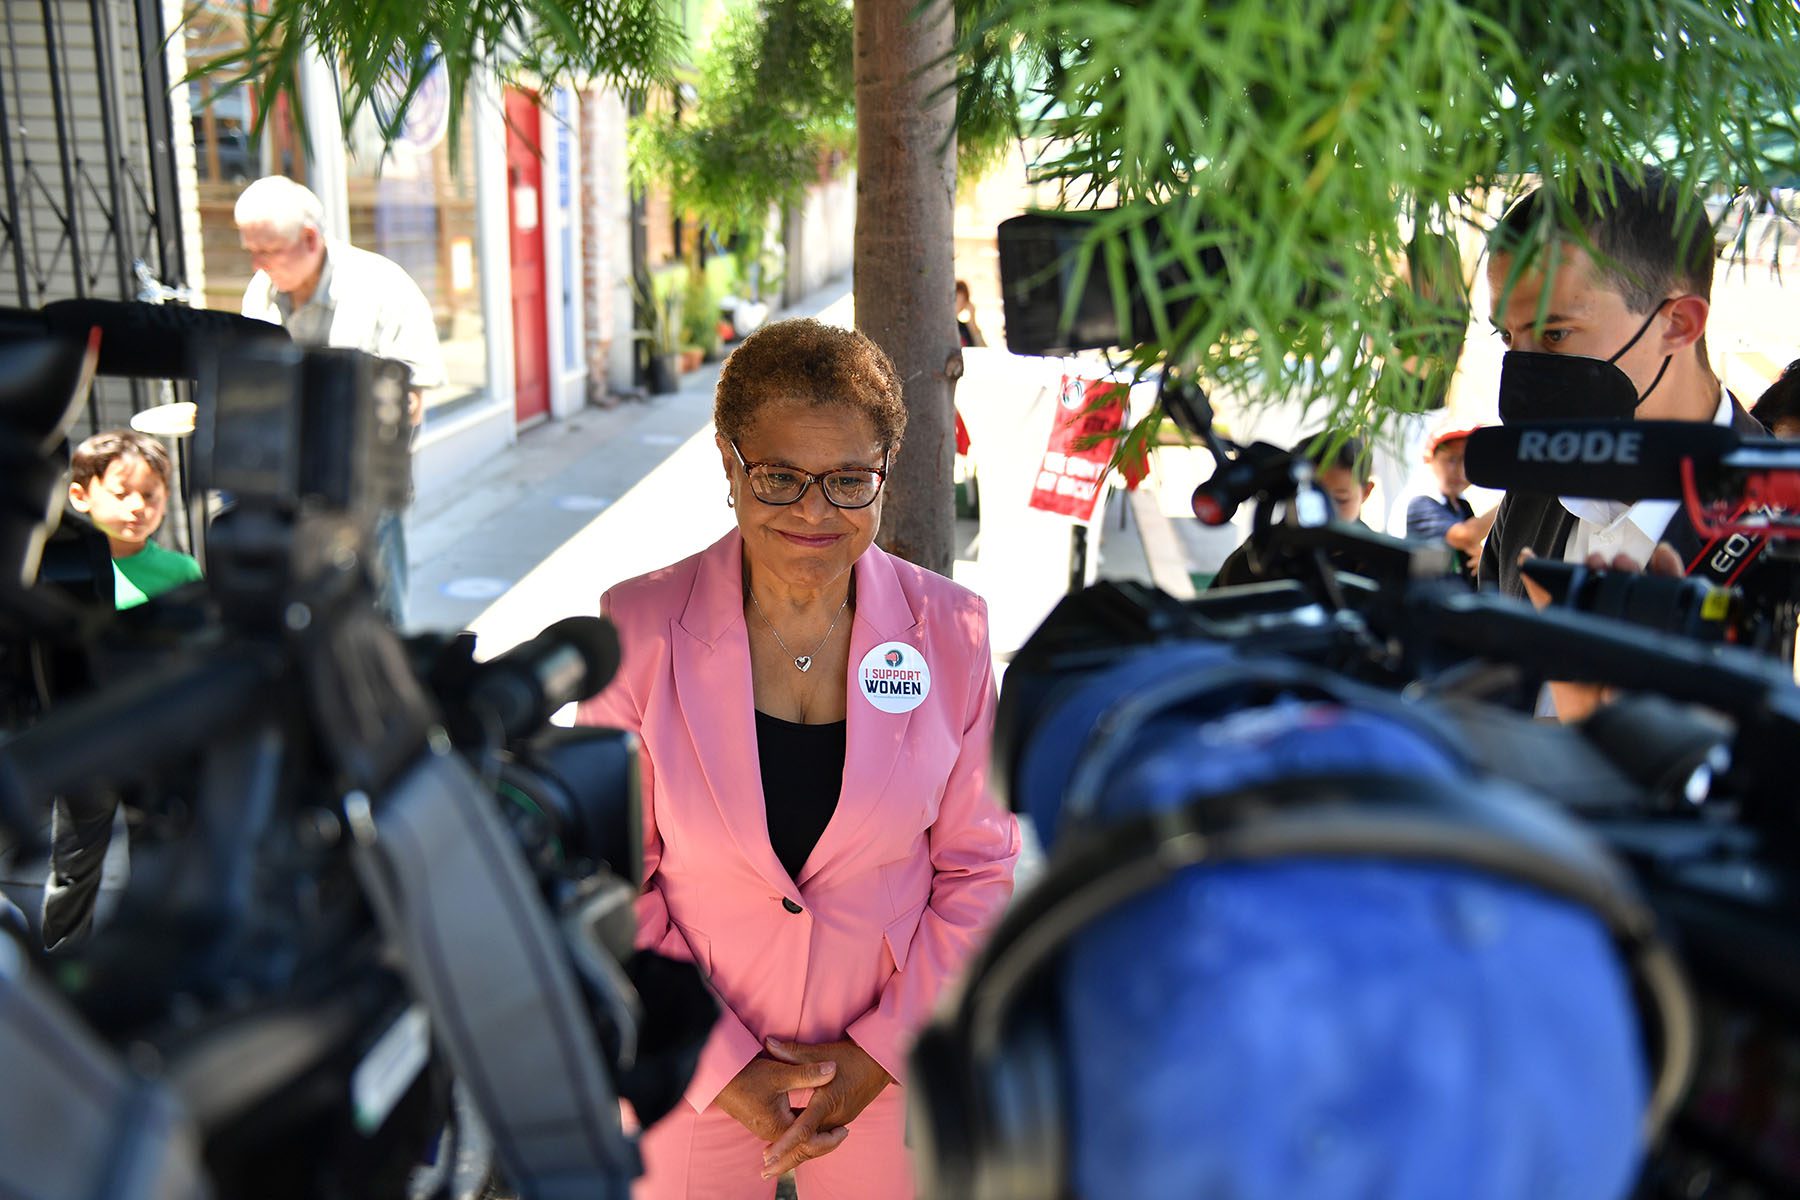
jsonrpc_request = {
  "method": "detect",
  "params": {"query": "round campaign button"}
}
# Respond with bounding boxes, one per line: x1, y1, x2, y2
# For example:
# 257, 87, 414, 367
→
857, 641, 932, 714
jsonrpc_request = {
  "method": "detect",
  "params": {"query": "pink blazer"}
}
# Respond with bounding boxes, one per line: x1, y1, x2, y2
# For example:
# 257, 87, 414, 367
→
578, 530, 1020, 1113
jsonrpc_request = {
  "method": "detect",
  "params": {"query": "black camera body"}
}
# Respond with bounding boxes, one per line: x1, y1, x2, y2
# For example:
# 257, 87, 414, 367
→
1465, 420, 1800, 662
194, 340, 412, 629
0, 310, 709, 1200
917, 426, 1800, 1199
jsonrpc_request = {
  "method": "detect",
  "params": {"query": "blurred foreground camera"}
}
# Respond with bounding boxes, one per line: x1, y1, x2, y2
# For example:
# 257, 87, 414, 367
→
0, 311, 712, 1200
914, 420, 1800, 1200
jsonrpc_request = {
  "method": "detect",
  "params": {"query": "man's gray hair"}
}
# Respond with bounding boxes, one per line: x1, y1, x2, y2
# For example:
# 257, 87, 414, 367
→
233, 175, 327, 241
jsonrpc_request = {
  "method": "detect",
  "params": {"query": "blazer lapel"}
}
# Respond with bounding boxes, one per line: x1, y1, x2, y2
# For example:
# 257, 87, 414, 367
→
670, 532, 802, 903
798, 544, 921, 886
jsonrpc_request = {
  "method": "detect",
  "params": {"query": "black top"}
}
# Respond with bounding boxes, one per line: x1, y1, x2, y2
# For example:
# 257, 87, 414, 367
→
755, 710, 846, 880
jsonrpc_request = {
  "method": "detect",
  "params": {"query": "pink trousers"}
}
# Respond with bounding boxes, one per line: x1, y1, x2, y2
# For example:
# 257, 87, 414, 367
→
632, 1087, 914, 1200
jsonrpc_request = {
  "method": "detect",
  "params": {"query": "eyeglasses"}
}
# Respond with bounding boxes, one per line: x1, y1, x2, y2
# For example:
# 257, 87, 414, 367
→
730, 441, 890, 509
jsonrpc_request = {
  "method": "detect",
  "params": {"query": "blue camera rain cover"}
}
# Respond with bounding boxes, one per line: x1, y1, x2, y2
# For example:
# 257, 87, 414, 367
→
1034, 690, 1648, 1200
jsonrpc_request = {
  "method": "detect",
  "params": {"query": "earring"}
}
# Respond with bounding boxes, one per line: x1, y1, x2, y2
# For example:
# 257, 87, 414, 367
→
727, 492, 736, 508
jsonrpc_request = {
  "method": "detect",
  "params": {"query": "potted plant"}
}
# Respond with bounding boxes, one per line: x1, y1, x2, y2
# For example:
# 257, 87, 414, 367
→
631, 275, 683, 395
681, 267, 723, 365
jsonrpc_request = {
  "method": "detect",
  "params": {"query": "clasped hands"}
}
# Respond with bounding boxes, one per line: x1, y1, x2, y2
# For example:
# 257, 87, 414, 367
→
714, 1036, 893, 1180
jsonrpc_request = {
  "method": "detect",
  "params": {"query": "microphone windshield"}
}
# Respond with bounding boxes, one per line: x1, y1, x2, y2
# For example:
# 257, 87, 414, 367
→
539, 615, 622, 699
41, 299, 289, 380
1464, 421, 1740, 500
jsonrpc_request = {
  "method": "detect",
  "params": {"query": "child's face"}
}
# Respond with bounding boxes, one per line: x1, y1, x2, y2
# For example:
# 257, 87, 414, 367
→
70, 458, 167, 550
1316, 465, 1373, 523
1427, 440, 1470, 497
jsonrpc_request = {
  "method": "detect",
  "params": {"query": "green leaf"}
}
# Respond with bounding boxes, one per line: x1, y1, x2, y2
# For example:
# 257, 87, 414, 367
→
951, 0, 1800, 448
183, 0, 686, 166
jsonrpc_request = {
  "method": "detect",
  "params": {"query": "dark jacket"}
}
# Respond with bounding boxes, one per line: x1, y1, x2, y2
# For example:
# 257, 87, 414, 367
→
1478, 399, 1764, 597
1211, 519, 1374, 590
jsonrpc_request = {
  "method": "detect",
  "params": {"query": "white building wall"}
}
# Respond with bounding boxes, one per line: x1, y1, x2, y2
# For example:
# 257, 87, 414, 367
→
543, 88, 587, 418
783, 171, 856, 305
163, 0, 205, 304
579, 85, 634, 399
414, 68, 515, 504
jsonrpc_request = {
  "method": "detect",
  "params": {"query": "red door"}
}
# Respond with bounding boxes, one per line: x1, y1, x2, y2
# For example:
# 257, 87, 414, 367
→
505, 88, 551, 426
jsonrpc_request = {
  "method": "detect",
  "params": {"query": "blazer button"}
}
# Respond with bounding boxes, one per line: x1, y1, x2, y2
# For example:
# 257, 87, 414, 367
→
782, 897, 804, 914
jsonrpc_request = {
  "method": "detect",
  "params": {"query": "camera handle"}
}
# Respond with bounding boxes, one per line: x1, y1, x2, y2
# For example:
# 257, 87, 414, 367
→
348, 748, 640, 1198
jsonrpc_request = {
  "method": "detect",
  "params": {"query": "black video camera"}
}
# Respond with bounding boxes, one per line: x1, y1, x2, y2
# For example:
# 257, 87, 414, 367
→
0, 307, 712, 1200
912, 426, 1800, 1199
1467, 420, 1800, 661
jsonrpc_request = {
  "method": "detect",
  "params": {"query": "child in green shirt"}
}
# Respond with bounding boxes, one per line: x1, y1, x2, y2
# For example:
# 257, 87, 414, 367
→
66, 429, 202, 609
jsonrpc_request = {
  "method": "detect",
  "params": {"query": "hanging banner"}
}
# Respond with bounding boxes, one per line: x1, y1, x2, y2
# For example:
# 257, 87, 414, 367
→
1027, 376, 1130, 521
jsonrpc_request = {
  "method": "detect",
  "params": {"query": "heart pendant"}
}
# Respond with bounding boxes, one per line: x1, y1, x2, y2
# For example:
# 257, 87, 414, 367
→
794, 655, 813, 672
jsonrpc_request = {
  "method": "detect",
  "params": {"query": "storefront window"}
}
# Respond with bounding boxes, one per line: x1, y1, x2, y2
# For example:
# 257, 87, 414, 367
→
182, 24, 486, 413
344, 81, 486, 414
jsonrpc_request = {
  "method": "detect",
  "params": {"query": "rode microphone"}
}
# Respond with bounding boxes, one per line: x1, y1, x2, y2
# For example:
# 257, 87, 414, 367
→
1467, 422, 1800, 543
39, 299, 289, 379
465, 616, 622, 744
1463, 421, 1741, 500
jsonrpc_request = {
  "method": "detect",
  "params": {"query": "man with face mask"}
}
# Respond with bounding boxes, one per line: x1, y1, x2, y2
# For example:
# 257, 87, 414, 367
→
1478, 168, 1763, 609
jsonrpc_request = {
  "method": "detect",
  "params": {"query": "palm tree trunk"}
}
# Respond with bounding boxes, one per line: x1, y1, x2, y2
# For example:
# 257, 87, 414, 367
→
855, 0, 957, 574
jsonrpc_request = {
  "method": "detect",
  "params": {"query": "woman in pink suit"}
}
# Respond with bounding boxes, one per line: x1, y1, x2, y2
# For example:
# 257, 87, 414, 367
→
579, 318, 1020, 1198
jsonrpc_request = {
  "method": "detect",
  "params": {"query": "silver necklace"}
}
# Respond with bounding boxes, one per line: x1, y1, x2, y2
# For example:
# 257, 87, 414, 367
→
748, 588, 849, 672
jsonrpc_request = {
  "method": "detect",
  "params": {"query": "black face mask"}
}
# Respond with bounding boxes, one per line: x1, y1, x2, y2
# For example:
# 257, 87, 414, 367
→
1497, 300, 1672, 425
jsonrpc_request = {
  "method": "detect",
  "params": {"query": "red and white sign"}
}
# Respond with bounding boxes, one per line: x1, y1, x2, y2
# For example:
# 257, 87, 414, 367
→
1028, 376, 1129, 522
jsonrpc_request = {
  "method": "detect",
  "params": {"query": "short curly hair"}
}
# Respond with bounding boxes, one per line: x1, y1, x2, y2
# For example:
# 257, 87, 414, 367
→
714, 319, 906, 451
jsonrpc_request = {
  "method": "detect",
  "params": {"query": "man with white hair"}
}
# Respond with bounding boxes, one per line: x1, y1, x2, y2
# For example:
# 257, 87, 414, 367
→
235, 175, 446, 626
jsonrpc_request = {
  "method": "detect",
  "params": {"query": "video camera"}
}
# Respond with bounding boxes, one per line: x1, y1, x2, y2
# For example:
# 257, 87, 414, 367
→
910, 423, 1800, 1198
0, 303, 712, 1199
1466, 420, 1800, 661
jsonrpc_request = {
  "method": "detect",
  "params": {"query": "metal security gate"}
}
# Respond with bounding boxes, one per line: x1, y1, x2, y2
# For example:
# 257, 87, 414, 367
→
0, 0, 188, 430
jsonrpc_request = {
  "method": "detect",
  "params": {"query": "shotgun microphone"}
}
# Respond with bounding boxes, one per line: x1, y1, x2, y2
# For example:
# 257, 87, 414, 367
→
466, 616, 622, 744
38, 299, 290, 380
1463, 422, 1743, 500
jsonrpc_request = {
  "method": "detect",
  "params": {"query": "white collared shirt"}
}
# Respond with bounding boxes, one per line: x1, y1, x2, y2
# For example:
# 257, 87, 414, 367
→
242, 239, 447, 390
1561, 389, 1734, 566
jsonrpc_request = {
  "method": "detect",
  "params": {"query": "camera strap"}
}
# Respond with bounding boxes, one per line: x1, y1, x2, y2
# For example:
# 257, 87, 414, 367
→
0, 940, 211, 1200
348, 747, 640, 1200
